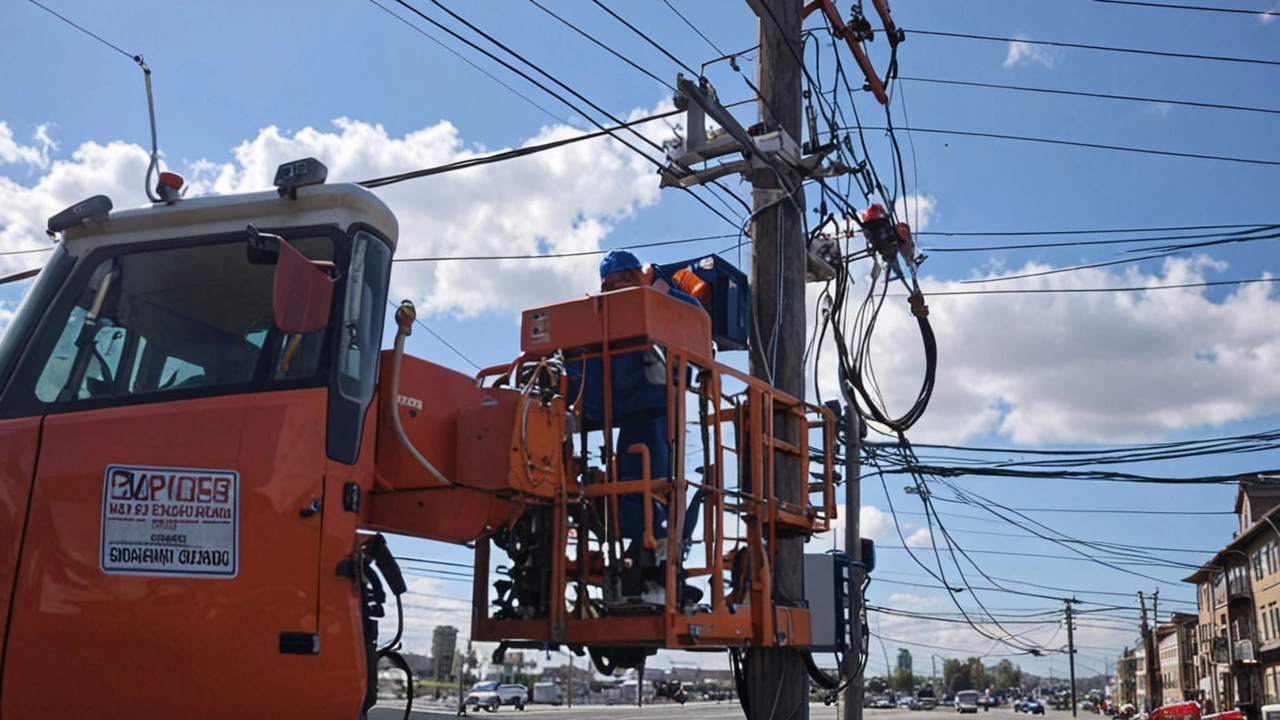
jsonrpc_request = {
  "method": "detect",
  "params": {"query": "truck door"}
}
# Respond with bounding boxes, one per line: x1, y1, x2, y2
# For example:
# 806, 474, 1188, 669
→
0, 234, 339, 718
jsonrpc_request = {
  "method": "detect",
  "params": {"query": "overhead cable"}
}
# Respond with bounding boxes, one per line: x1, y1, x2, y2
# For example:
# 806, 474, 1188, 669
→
919, 276, 1278, 296
360, 108, 681, 188
662, 0, 725, 55
589, 0, 700, 77
908, 28, 1280, 68
900, 75, 1280, 117
1092, 0, 1280, 16
526, 0, 674, 91
25, 0, 135, 60
387, 0, 745, 229
392, 232, 738, 263
367, 0, 565, 123
852, 125, 1280, 167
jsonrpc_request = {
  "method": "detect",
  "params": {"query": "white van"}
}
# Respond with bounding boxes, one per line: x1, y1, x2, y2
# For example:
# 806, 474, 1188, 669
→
955, 691, 981, 714
532, 682, 565, 705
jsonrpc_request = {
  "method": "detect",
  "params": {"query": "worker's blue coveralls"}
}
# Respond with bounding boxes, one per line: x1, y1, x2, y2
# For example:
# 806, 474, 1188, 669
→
571, 284, 703, 546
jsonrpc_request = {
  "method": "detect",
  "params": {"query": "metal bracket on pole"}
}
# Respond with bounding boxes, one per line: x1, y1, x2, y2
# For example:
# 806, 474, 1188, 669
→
663, 74, 803, 189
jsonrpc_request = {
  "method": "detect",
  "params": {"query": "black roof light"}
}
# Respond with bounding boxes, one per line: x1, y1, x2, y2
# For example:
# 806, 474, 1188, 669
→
273, 157, 328, 199
47, 195, 113, 235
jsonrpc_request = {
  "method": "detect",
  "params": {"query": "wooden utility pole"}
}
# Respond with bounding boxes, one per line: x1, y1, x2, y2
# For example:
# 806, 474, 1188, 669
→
844, 408, 864, 720
1152, 591, 1162, 705
1066, 601, 1078, 718
1140, 592, 1161, 712
746, 0, 809, 718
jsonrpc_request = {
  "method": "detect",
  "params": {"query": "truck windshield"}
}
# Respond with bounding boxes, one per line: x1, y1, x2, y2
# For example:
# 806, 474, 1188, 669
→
6, 234, 335, 414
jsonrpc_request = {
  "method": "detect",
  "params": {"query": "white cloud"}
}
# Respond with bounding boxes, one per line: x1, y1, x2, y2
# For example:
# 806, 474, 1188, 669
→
816, 255, 1280, 445
1261, 3, 1279, 23
0, 108, 670, 319
0, 123, 55, 170
905, 527, 933, 548
896, 192, 938, 234
0, 301, 15, 339
1004, 38, 1057, 69
0, 131, 152, 277
827, 504, 900, 551
887, 592, 946, 612
1143, 102, 1173, 117
186, 111, 669, 318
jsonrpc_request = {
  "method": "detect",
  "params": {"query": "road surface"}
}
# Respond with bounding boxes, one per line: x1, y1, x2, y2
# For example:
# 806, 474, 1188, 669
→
371, 700, 1084, 720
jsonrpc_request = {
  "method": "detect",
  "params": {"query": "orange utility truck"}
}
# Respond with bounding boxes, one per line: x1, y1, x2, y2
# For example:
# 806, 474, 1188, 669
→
0, 159, 851, 718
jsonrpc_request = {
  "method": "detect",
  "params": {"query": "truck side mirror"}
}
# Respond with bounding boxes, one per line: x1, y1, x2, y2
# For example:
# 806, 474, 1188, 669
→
271, 231, 337, 335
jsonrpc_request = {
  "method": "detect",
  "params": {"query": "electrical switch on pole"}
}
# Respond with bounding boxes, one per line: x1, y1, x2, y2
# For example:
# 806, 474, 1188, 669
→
746, 0, 809, 718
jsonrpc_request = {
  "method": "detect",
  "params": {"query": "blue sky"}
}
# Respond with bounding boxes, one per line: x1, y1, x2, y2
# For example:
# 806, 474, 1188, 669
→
3, 0, 1279, 680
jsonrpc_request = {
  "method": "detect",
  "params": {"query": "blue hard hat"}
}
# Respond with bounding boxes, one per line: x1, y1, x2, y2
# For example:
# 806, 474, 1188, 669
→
599, 249, 642, 280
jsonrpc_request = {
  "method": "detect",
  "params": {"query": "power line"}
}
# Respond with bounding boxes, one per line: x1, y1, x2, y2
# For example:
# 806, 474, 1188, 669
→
969, 507, 1232, 516
1093, 0, 1280, 16
526, 0, 674, 91
925, 225, 1280, 253
957, 230, 1280, 285
367, 0, 565, 124
386, 0, 744, 229
877, 543, 1192, 571
917, 222, 1272, 238
853, 125, 1280, 167
869, 606, 1062, 626
359, 107, 681, 188
900, 75, 1280, 117
395, 555, 475, 570
895, 463, 1272, 485
908, 28, 1280, 68
589, 0, 700, 77
25, 0, 136, 60
879, 428, 1280, 467
662, 0, 725, 56
918, 276, 1279, 297
870, 631, 1042, 657
392, 232, 737, 263
386, 300, 483, 370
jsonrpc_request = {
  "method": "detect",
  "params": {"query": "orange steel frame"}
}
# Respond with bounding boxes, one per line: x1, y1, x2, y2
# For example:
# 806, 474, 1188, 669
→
469, 290, 837, 652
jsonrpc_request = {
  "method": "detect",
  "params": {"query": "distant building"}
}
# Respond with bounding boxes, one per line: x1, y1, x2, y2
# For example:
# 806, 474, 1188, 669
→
432, 625, 459, 682
1184, 474, 1280, 717
898, 649, 913, 674
1115, 647, 1138, 707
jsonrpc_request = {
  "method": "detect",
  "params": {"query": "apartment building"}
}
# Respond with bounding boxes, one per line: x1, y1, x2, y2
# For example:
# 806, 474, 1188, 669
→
1184, 476, 1280, 717
1116, 647, 1138, 708
1156, 615, 1200, 706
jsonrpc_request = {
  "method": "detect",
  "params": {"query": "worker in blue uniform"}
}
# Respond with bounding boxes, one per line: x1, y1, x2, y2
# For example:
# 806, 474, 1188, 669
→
595, 250, 703, 550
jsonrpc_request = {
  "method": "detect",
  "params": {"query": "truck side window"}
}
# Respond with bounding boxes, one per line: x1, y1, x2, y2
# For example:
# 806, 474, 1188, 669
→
325, 229, 392, 463
13, 234, 336, 414
336, 230, 391, 405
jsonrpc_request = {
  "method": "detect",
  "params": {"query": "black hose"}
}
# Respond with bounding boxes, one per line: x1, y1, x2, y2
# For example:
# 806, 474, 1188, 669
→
803, 650, 841, 690
729, 648, 751, 717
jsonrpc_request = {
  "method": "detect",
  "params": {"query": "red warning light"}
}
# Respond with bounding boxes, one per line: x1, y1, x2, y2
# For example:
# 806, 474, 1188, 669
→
158, 172, 184, 190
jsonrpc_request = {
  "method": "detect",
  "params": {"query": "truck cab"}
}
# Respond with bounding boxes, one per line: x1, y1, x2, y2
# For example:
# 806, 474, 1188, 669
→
0, 167, 397, 719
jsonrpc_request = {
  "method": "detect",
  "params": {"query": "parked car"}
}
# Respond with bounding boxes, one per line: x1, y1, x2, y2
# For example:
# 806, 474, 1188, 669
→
465, 682, 528, 712
902, 697, 920, 709
956, 690, 981, 714
918, 697, 939, 710
872, 696, 895, 709
1015, 699, 1045, 715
